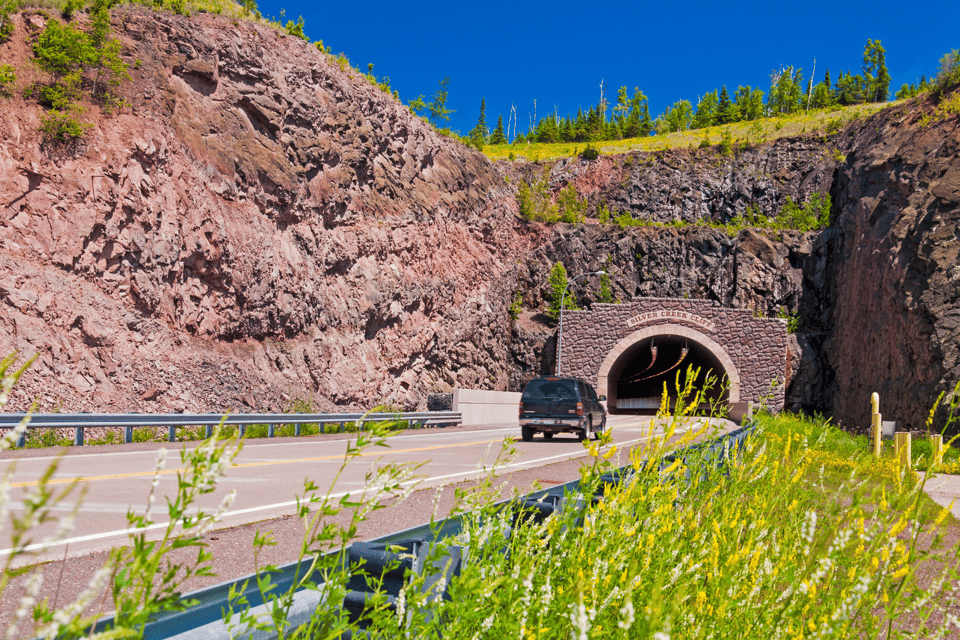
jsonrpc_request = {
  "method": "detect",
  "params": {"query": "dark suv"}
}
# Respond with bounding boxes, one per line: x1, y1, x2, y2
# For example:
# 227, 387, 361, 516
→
518, 377, 607, 442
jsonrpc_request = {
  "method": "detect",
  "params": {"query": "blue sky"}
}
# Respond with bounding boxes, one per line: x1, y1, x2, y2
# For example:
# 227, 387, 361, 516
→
259, 0, 959, 138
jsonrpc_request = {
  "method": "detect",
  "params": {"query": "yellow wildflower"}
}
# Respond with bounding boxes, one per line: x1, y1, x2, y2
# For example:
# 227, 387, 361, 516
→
936, 505, 952, 527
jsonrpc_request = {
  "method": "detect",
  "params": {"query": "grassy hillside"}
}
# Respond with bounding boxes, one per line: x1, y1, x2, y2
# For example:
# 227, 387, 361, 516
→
483, 101, 894, 162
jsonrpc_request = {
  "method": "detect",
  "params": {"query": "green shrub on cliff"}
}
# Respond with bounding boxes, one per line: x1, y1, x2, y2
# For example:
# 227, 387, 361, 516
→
0, 0, 17, 41
28, 7, 129, 140
546, 262, 579, 321
517, 171, 558, 222
0, 63, 14, 96
775, 192, 831, 231
555, 182, 586, 223
935, 49, 960, 93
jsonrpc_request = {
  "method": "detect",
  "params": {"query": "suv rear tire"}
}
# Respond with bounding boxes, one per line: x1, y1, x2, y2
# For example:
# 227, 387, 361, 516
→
521, 424, 533, 442
578, 418, 590, 442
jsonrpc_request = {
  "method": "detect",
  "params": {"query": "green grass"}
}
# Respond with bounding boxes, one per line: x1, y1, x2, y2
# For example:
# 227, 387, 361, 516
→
377, 411, 958, 638
484, 102, 895, 163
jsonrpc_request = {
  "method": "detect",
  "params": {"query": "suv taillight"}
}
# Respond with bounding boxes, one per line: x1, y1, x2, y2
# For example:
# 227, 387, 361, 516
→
519, 401, 523, 416
576, 402, 584, 416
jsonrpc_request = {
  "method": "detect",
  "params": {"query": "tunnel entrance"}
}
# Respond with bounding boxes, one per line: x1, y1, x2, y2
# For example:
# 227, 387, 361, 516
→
562, 301, 784, 415
607, 335, 731, 414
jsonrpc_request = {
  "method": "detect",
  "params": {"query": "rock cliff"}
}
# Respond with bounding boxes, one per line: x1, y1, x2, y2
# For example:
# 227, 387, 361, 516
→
0, 8, 537, 412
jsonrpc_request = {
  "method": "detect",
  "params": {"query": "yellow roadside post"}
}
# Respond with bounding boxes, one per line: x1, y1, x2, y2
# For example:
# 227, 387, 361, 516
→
871, 392, 881, 458
895, 432, 912, 468
930, 434, 944, 467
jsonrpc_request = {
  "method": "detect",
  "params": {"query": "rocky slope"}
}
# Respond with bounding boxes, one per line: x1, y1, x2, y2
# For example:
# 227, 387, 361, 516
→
0, 8, 538, 412
2, 7, 959, 434
828, 96, 960, 431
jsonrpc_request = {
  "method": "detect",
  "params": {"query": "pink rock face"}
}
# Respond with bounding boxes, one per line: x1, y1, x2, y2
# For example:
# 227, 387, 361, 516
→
0, 8, 541, 413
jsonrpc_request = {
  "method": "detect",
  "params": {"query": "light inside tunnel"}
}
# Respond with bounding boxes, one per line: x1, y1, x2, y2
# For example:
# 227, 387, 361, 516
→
608, 335, 729, 412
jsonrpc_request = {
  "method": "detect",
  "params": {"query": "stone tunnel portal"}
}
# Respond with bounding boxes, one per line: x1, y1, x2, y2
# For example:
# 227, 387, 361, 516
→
607, 335, 730, 413
561, 300, 787, 416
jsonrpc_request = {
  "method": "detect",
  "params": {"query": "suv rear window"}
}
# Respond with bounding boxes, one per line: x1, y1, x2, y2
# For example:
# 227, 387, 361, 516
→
522, 379, 579, 400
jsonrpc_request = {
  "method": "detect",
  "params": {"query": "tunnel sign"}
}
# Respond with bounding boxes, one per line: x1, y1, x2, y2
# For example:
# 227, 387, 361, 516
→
626, 309, 717, 332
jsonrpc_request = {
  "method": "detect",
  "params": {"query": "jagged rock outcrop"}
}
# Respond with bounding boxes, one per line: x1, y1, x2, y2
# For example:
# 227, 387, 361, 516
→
0, 8, 537, 412
827, 94, 960, 432
518, 135, 840, 224
506, 224, 840, 412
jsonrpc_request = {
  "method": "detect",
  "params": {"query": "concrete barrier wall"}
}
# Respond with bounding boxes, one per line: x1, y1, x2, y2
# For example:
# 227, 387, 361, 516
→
452, 388, 522, 426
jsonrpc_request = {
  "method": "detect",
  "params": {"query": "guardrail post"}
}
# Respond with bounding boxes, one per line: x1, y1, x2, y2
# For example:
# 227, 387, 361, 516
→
268, 423, 275, 438
871, 392, 881, 458
75, 426, 83, 447
16, 430, 26, 448
340, 422, 347, 433
238, 424, 246, 439
168, 425, 176, 442
125, 426, 133, 444
319, 422, 325, 434
205, 424, 212, 439
930, 434, 944, 467
295, 423, 301, 437
895, 432, 912, 467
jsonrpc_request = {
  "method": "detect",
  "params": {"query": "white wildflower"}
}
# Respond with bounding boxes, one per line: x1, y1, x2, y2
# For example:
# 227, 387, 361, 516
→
571, 598, 590, 640
396, 585, 406, 621
617, 599, 635, 630
480, 614, 495, 631
197, 489, 237, 535
144, 448, 168, 521
7, 572, 43, 638
801, 510, 818, 556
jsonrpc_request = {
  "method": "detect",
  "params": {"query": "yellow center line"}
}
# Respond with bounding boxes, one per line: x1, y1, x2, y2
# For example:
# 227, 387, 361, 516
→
9, 420, 655, 489
10, 437, 505, 488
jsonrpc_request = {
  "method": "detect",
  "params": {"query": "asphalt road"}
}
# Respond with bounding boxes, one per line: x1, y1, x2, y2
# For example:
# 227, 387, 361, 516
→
0, 414, 736, 566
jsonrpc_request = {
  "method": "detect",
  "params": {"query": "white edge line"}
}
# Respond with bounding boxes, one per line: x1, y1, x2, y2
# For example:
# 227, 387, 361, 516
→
0, 420, 680, 556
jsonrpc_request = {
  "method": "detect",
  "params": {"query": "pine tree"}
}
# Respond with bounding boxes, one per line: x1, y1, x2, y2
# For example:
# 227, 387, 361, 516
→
716, 86, 733, 124
421, 77, 454, 128
692, 90, 718, 129
587, 106, 602, 141
574, 108, 587, 142
489, 114, 507, 145
547, 262, 578, 321
863, 39, 890, 102
468, 97, 487, 149
536, 113, 560, 143
639, 101, 652, 136
623, 108, 641, 138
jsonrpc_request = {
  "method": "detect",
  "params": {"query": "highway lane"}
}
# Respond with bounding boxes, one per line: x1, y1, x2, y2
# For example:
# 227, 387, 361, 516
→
0, 414, 735, 565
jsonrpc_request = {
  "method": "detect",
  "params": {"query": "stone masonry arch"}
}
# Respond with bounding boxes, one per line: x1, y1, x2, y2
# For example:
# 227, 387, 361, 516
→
597, 324, 741, 405
557, 298, 787, 412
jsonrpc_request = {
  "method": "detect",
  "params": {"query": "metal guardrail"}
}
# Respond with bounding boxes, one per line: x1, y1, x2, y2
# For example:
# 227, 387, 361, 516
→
79, 421, 757, 639
0, 411, 463, 447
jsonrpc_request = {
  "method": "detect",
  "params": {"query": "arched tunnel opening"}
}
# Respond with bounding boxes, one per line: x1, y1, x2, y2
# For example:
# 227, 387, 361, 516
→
608, 335, 731, 414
